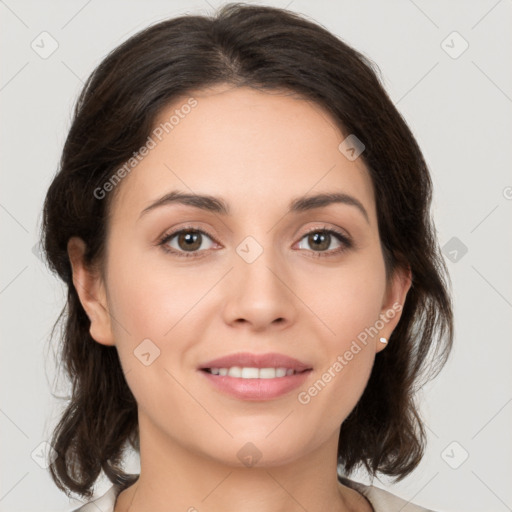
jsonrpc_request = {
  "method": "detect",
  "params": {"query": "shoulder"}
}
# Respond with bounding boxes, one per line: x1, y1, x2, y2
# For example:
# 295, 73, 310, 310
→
72, 477, 437, 512
339, 476, 437, 512
70, 484, 122, 512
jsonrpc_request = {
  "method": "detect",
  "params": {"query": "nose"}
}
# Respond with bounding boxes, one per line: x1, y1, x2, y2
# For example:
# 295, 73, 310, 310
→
221, 243, 298, 332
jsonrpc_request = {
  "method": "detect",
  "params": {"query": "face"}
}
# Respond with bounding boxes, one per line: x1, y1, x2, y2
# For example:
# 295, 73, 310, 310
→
69, 84, 410, 468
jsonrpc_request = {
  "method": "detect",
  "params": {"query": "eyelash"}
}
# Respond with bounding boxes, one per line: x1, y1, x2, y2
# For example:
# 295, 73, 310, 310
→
157, 224, 353, 259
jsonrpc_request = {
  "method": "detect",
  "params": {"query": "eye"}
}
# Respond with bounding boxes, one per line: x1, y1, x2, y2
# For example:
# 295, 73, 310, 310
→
158, 227, 218, 258
295, 226, 352, 257
157, 224, 353, 259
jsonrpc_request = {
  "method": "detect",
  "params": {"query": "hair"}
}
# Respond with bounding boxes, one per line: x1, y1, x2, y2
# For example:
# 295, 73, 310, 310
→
41, 2, 453, 500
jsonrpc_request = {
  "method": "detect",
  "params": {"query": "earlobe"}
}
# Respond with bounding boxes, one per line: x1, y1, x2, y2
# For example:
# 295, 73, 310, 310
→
67, 237, 115, 346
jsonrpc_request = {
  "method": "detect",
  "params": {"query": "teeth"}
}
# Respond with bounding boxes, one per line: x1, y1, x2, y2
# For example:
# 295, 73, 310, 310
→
208, 367, 297, 379
241, 367, 259, 378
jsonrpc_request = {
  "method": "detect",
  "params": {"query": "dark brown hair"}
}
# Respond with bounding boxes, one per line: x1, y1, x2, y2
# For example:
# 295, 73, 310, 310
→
42, 2, 453, 500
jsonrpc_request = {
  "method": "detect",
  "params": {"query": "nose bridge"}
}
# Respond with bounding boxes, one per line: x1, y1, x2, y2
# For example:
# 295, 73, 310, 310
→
222, 232, 296, 328
234, 232, 286, 296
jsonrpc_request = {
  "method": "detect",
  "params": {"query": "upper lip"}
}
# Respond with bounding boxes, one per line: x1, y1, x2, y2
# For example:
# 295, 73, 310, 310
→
198, 352, 312, 372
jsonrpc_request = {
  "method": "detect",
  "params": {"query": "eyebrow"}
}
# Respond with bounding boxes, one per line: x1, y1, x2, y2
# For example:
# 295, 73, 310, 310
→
139, 190, 369, 223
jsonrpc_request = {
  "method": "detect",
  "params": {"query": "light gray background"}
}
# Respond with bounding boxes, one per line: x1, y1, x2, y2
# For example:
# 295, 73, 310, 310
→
1, 1, 511, 511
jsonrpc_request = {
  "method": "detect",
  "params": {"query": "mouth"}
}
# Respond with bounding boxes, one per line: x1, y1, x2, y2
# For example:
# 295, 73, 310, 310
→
201, 367, 310, 378
198, 351, 312, 374
197, 352, 313, 400
199, 367, 312, 401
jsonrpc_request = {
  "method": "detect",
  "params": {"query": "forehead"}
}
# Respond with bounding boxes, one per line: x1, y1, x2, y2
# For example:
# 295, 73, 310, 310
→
110, 85, 376, 224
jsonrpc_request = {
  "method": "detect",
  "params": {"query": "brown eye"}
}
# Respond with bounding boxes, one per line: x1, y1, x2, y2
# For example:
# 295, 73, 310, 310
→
296, 228, 352, 257
176, 230, 203, 252
159, 228, 217, 258
305, 231, 330, 251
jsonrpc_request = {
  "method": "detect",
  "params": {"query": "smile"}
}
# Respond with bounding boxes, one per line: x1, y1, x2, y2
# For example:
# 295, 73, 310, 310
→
203, 367, 301, 378
199, 368, 312, 400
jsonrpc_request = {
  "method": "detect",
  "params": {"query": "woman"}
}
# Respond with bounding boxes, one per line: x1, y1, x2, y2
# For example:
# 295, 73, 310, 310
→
41, 3, 453, 511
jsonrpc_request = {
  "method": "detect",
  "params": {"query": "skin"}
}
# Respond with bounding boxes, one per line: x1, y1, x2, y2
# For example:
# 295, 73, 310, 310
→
68, 84, 411, 512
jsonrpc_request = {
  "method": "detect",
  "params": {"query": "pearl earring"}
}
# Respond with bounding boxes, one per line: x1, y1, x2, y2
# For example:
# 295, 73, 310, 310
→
379, 337, 387, 344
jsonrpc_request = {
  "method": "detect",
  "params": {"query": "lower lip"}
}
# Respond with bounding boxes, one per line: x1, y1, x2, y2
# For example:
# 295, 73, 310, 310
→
199, 370, 312, 401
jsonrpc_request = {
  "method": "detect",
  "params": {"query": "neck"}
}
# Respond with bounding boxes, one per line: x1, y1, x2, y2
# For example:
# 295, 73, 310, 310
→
114, 413, 371, 512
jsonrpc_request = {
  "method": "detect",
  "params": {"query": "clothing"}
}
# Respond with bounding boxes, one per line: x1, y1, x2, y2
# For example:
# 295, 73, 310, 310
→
71, 476, 435, 512
339, 476, 435, 512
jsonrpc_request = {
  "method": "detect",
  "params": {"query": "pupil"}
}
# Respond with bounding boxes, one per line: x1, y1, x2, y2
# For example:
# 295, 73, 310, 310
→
310, 232, 329, 250
180, 231, 201, 250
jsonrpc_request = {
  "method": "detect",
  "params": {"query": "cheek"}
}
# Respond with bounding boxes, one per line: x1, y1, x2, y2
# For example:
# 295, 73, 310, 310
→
297, 349, 374, 439
308, 251, 387, 343
104, 259, 205, 424
297, 304, 378, 431
103, 248, 203, 398
295, 254, 386, 417
106, 244, 204, 340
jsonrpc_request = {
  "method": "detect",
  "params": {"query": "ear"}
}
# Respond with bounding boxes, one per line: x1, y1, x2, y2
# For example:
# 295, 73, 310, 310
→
67, 236, 115, 346
375, 264, 412, 353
